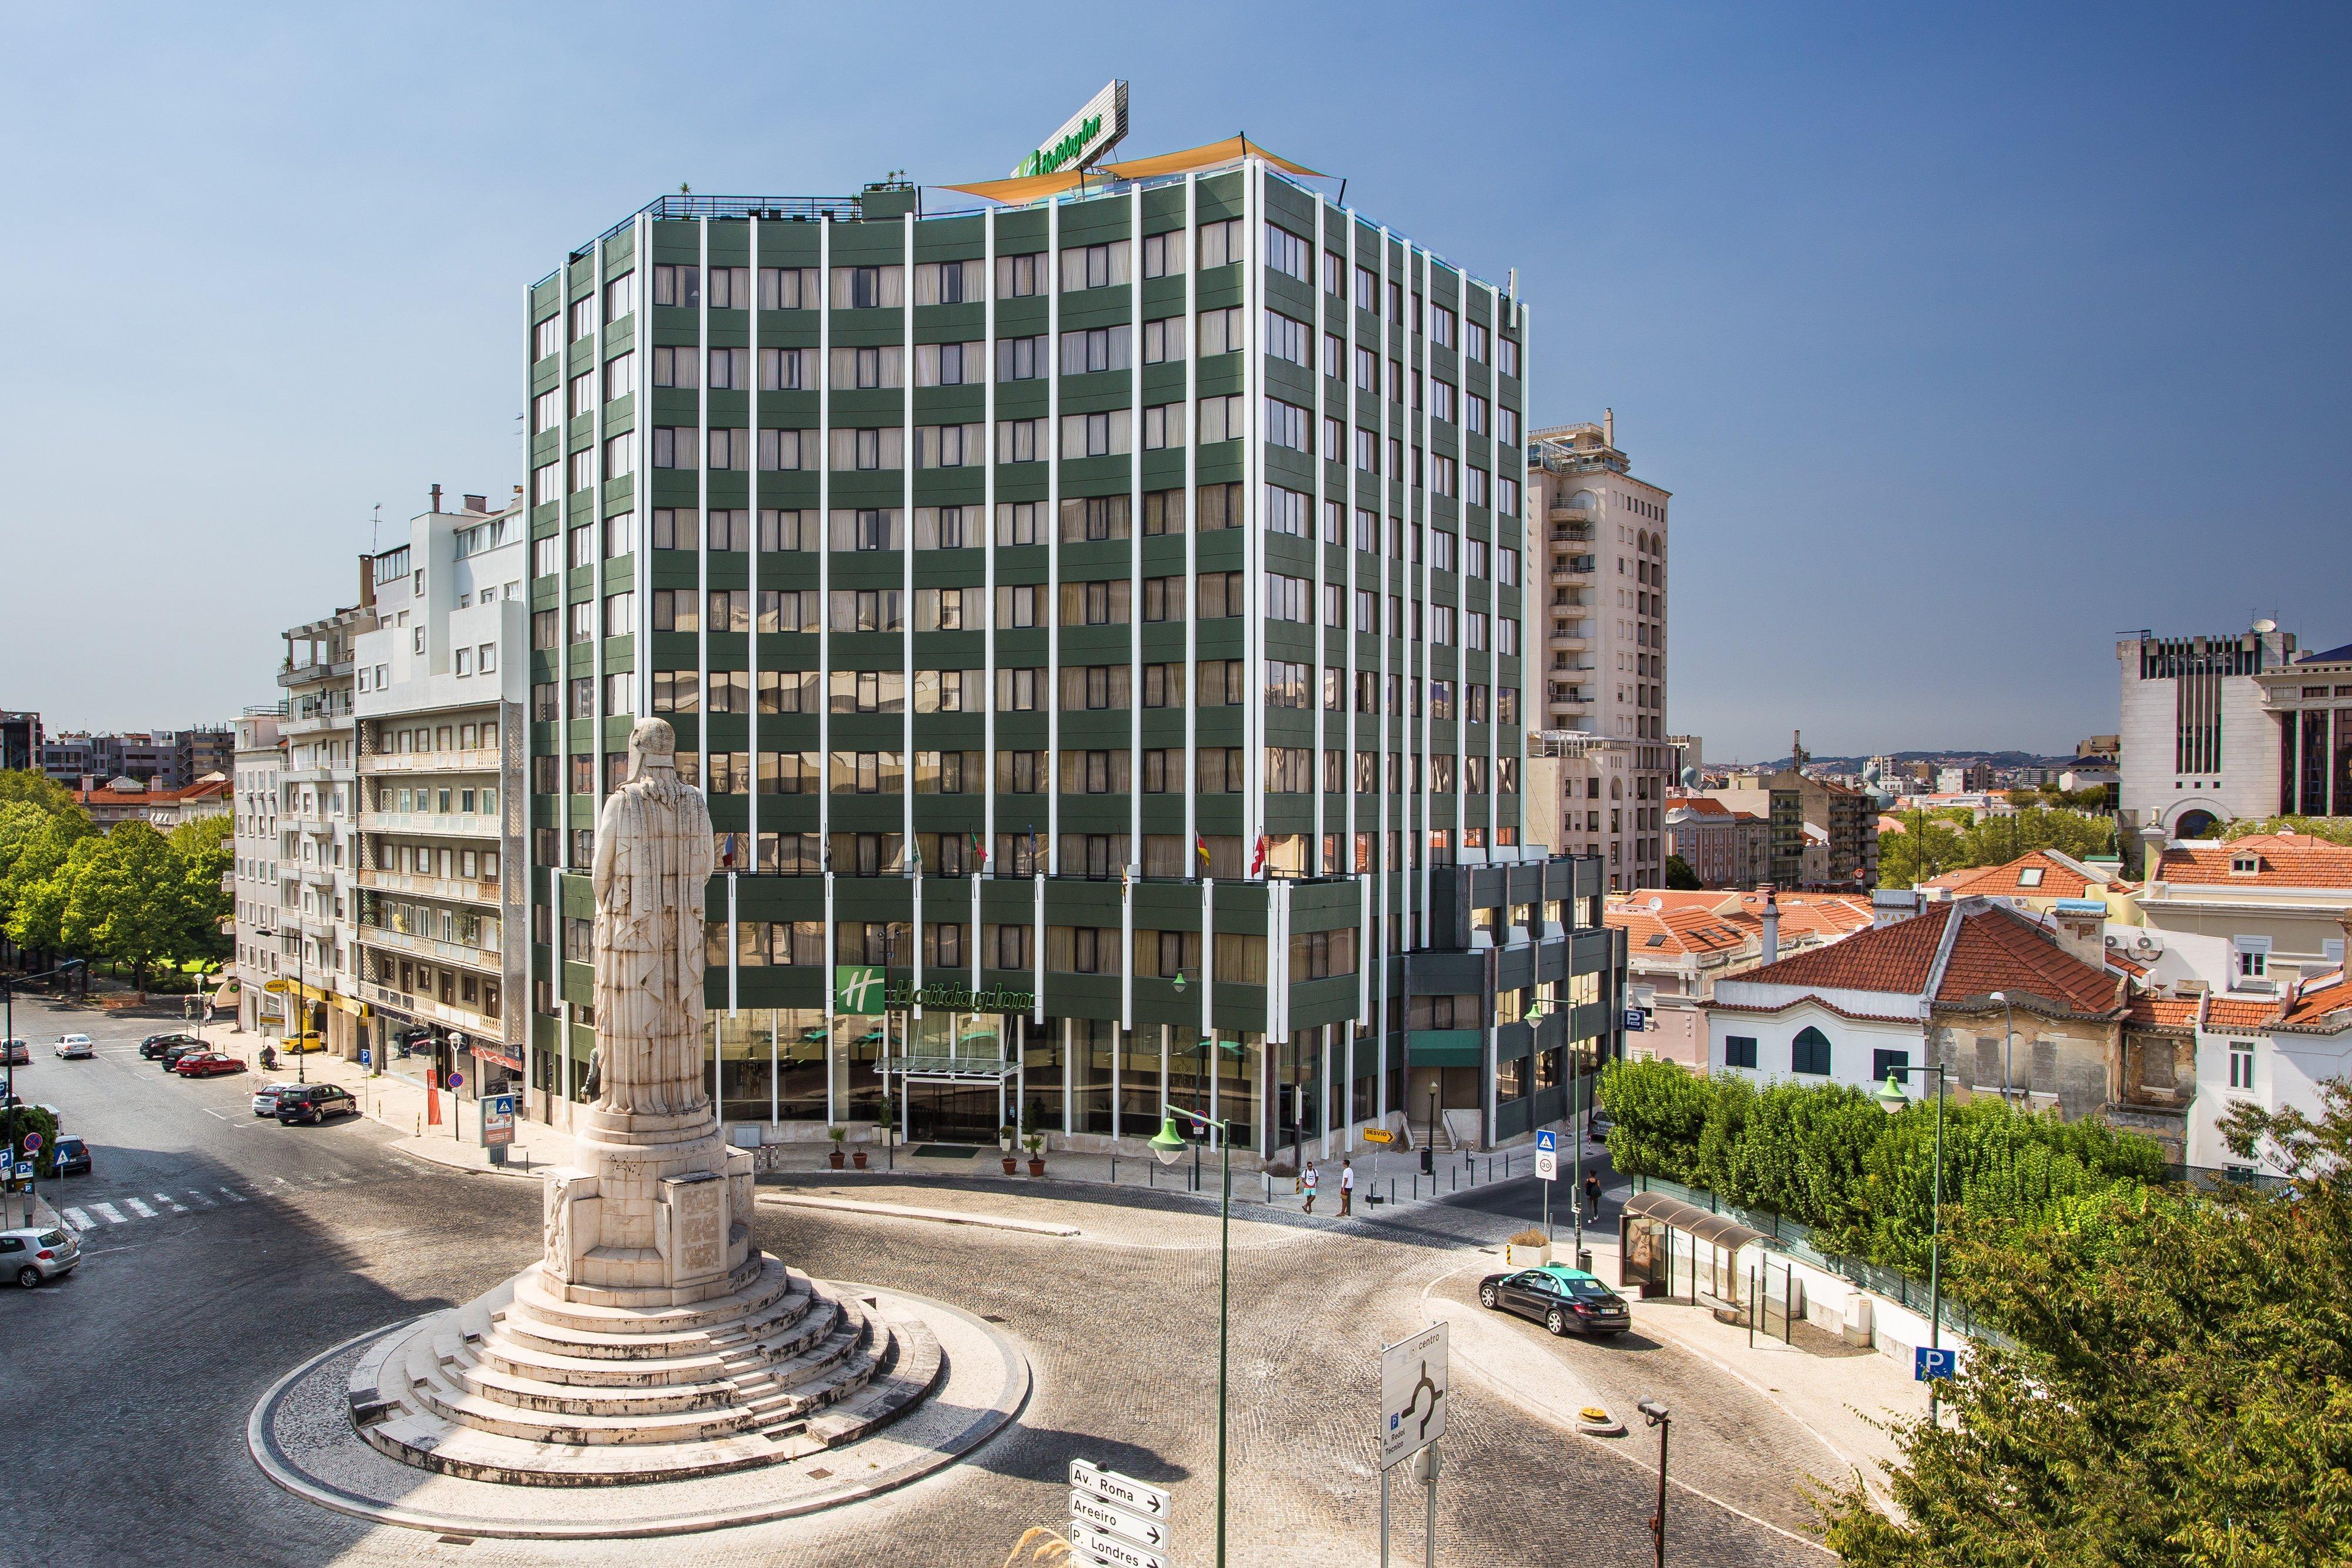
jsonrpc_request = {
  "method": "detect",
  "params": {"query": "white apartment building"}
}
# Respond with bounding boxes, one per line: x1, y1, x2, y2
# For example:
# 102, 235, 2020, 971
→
2117, 620, 2298, 842
350, 494, 530, 1106
1530, 414, 1671, 889
230, 707, 284, 1033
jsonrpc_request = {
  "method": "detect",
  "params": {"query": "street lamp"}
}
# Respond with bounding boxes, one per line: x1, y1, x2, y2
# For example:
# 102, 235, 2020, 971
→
255, 927, 307, 1084
1638, 1399, 1671, 1567
1151, 1105, 1231, 1568
1875, 1064, 1950, 1423
1989, 990, 2015, 1102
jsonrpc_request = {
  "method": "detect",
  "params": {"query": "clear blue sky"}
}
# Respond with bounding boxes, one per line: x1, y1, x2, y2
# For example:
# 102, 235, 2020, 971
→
4, 2, 2346, 761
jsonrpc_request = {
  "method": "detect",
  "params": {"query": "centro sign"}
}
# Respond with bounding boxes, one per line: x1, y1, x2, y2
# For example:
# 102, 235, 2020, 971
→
1013, 79, 1129, 179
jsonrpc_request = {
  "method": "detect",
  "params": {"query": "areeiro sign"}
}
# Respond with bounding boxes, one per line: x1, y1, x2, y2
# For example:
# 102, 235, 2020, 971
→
833, 966, 1033, 1017
1012, 79, 1129, 179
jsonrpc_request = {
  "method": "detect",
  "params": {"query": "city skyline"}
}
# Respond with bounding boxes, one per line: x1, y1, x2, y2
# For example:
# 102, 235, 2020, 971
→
3, 2, 2346, 757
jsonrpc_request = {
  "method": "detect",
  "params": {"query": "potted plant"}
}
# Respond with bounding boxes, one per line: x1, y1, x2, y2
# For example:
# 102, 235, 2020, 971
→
827, 1126, 847, 1170
1505, 1228, 1552, 1269
851, 1139, 869, 1170
874, 1096, 896, 1146
999, 1124, 1019, 1174
1024, 1132, 1047, 1178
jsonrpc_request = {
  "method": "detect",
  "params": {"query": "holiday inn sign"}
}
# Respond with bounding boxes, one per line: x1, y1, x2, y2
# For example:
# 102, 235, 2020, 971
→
834, 966, 1034, 1018
1012, 79, 1128, 179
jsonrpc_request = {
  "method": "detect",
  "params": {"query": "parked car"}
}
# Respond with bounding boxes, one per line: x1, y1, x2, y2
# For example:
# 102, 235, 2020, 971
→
173, 1052, 247, 1079
275, 1084, 359, 1125
2, 1039, 28, 1066
139, 1033, 202, 1060
1, 1226, 79, 1288
47, 1135, 91, 1177
0, 1092, 61, 1124
250, 1082, 303, 1118
53, 1034, 94, 1059
158, 1041, 210, 1071
1478, 1265, 1633, 1338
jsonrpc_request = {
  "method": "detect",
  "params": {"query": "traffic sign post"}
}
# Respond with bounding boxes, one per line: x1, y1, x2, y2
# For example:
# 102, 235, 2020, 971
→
1534, 1127, 1559, 1241
481, 1092, 516, 1166
1378, 1324, 1449, 1568
1068, 1459, 1172, 1568
1914, 1345, 1958, 1382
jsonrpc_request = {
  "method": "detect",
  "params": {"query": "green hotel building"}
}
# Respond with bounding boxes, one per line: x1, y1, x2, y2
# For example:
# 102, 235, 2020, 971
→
522, 145, 1626, 1160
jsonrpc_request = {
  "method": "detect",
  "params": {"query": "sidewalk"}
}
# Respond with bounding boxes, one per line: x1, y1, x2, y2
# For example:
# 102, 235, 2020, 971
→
214, 1035, 576, 1180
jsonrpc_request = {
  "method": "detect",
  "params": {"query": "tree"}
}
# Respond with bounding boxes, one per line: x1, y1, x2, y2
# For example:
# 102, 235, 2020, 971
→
2221, 815, 2352, 848
1663, 854, 1702, 890
58, 821, 186, 991
1822, 1082, 2352, 1566
167, 815, 233, 962
0, 769, 83, 820
0, 800, 89, 942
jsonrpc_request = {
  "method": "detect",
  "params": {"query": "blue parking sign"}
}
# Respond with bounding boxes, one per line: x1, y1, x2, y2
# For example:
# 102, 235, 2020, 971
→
1914, 1346, 1957, 1382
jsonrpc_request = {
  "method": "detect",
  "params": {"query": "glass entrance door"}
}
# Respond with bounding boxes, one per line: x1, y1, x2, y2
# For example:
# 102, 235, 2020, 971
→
908, 1082, 1003, 1144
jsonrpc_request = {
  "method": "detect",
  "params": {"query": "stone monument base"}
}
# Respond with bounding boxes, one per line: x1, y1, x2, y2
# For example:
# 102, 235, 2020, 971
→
345, 1253, 941, 1485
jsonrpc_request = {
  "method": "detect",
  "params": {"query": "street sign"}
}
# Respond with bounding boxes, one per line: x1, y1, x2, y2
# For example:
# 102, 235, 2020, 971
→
11, 1162, 31, 1181
1623, 1008, 1646, 1031
1065, 1521, 1166, 1568
1070, 1491, 1168, 1552
1069, 1459, 1170, 1520
1379, 1322, 1449, 1470
447, 1069, 465, 1090
1915, 1345, 1959, 1382
1534, 1128, 1557, 1152
482, 1093, 516, 1149
1535, 1149, 1558, 1182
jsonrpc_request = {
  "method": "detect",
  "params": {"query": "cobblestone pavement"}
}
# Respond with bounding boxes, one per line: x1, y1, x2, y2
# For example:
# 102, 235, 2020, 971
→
2, 993, 1839, 1567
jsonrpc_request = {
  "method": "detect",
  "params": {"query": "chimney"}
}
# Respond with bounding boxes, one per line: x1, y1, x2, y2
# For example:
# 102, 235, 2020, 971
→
1602, 407, 1614, 447
2050, 902, 2106, 969
2140, 820, 2169, 892
429, 483, 443, 513
463, 493, 487, 514
1760, 883, 1780, 965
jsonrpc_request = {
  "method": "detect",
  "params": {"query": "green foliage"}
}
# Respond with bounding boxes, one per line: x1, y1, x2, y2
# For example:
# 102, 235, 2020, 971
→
2220, 814, 2352, 847
0, 770, 85, 820
3, 813, 228, 985
0, 800, 90, 938
1597, 1057, 2164, 1278
1821, 1082, 2352, 1567
4, 1104, 62, 1178
1663, 854, 1702, 890
1877, 805, 2116, 889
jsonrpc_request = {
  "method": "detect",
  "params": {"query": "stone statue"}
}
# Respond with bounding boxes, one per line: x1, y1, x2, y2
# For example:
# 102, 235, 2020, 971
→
591, 717, 716, 1118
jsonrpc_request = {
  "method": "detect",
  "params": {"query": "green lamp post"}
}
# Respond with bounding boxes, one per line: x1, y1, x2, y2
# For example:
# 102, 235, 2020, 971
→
1151, 1104, 1230, 1568
1875, 1063, 1949, 1423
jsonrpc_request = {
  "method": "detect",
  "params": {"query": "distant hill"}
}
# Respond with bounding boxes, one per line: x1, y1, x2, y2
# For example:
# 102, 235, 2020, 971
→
1718, 750, 2074, 773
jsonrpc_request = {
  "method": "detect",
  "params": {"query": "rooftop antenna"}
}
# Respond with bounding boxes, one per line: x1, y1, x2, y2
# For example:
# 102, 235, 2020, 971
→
370, 503, 382, 553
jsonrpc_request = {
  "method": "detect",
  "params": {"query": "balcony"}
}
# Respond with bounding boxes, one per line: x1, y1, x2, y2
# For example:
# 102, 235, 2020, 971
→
279, 658, 355, 689
359, 923, 500, 971
1550, 557, 1596, 581
279, 711, 351, 740
358, 867, 503, 907
366, 810, 502, 839
365, 982, 506, 1041
360, 747, 503, 776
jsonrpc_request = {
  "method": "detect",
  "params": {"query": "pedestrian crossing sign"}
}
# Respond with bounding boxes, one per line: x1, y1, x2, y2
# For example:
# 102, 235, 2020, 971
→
1535, 1129, 1558, 1153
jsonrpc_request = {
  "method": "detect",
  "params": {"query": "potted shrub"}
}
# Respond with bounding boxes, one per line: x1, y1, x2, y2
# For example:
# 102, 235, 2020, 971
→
827, 1126, 847, 1170
998, 1123, 1017, 1154
1024, 1132, 1047, 1178
874, 1096, 896, 1146
1505, 1228, 1552, 1269
851, 1139, 869, 1170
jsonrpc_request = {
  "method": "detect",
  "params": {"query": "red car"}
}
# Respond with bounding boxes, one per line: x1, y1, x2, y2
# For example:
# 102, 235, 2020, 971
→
174, 1052, 248, 1078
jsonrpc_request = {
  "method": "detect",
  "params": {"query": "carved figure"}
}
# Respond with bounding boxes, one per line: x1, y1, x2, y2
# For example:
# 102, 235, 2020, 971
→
590, 718, 716, 1116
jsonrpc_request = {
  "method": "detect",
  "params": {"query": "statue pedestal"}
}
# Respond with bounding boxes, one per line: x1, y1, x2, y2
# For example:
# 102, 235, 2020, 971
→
540, 1105, 756, 1306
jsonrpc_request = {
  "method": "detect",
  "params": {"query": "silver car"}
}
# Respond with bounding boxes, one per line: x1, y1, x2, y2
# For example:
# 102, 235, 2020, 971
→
1, 1226, 79, 1288
54, 1034, 94, 1059
250, 1082, 303, 1117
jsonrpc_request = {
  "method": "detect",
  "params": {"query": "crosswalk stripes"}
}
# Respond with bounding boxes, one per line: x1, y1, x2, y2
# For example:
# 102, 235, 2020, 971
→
218, 1186, 245, 1202
90, 1202, 125, 1225
123, 1198, 156, 1219
48, 1170, 371, 1236
154, 1192, 187, 1213
64, 1207, 92, 1230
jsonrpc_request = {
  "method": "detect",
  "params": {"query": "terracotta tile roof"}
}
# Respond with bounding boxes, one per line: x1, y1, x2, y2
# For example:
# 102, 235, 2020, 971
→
1933, 906, 2120, 1013
2157, 834, 2352, 889
1669, 797, 1735, 817
2278, 974, 2352, 1031
2107, 952, 2149, 978
2201, 997, 2277, 1031
1920, 850, 2107, 901
2124, 995, 2199, 1031
1608, 903, 1752, 958
1708, 994, 1923, 1025
1732, 902, 1954, 994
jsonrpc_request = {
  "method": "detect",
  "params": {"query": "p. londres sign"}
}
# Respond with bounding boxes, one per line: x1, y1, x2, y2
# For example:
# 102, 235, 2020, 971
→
1013, 79, 1129, 179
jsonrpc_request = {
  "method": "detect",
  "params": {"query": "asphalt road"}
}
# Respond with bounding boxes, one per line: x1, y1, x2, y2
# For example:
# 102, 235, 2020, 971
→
0, 992, 1836, 1567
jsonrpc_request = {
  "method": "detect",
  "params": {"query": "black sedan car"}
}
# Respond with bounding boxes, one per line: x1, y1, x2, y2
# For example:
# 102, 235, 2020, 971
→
48, 1136, 91, 1178
275, 1084, 359, 1125
158, 1041, 211, 1071
1478, 1265, 1633, 1338
139, 1033, 202, 1060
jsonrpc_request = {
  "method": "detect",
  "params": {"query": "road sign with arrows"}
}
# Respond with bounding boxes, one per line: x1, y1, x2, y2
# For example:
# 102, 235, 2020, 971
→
1068, 1459, 1171, 1568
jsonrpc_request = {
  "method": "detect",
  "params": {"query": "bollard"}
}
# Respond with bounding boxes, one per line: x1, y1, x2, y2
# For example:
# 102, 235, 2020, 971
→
1111, 1155, 1117, 1185
1389, 1177, 1396, 1206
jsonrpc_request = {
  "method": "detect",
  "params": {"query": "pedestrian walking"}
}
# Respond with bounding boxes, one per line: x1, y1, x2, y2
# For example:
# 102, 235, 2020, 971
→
1583, 1169, 1602, 1222
1339, 1158, 1355, 1216
1302, 1160, 1319, 1213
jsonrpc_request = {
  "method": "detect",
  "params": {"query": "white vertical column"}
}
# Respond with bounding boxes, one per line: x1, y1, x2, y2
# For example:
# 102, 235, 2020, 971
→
818, 223, 833, 870
983, 209, 998, 882
748, 222, 761, 871
1312, 199, 1328, 878
1415, 249, 1433, 945
1243, 163, 1264, 887
1046, 196, 1061, 875
1129, 183, 1143, 881
903, 213, 917, 868
1182, 174, 1199, 878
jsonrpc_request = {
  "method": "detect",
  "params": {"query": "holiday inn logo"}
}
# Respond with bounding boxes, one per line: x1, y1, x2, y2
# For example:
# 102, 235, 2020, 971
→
834, 965, 886, 1016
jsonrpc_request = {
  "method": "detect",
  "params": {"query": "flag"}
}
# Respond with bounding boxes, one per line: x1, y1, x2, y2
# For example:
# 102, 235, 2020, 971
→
906, 835, 923, 876
1196, 834, 1211, 875
968, 830, 988, 867
1028, 823, 1040, 872
1249, 832, 1269, 877
1121, 864, 1132, 900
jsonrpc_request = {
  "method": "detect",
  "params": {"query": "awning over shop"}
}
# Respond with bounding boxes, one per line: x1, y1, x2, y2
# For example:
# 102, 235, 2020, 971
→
1621, 1191, 1769, 1253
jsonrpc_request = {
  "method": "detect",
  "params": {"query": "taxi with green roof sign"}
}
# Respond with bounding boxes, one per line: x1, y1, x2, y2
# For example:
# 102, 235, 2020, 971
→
1478, 1263, 1632, 1338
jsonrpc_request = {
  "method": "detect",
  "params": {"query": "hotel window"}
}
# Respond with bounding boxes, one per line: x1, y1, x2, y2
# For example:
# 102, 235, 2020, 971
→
1429, 380, 1456, 423
1058, 751, 1132, 794
1322, 249, 1345, 295
603, 271, 635, 321
914, 423, 985, 468
996, 333, 1048, 382
996, 750, 1048, 793
757, 428, 817, 472
532, 462, 559, 504
1142, 316, 1186, 364
995, 501, 1046, 545
1059, 409, 1132, 459
1498, 407, 1519, 446
913, 341, 984, 386
1264, 484, 1309, 539
1142, 403, 1184, 450
704, 266, 749, 308
567, 523, 594, 570
828, 670, 906, 714
652, 345, 700, 388
650, 428, 695, 470
1197, 218, 1245, 269
1059, 240, 1131, 292
759, 509, 816, 552
757, 266, 819, 309
912, 505, 983, 549
827, 508, 904, 551
828, 751, 905, 795
533, 316, 559, 359
1265, 573, 1310, 623
1058, 579, 1131, 627
829, 426, 904, 471
1262, 222, 1309, 282
602, 350, 636, 400
601, 592, 633, 637
759, 346, 816, 390
1496, 476, 1520, 515
757, 671, 818, 712
1498, 336, 1520, 377
1465, 320, 1489, 362
1197, 481, 1244, 530
1141, 663, 1186, 708
1141, 230, 1186, 279
706, 347, 746, 390
913, 670, 983, 714
1197, 305, 1243, 357
827, 589, 903, 633
1196, 660, 1245, 705
912, 259, 985, 305
1060, 494, 1131, 542
603, 431, 635, 479
1465, 393, 1488, 434
1465, 467, 1489, 508
1263, 397, 1309, 453
705, 427, 750, 470
1197, 394, 1245, 445
1262, 309, 1309, 367
995, 417, 1046, 463
828, 265, 904, 309
567, 602, 594, 643
533, 388, 561, 432
1060, 324, 1131, 376
828, 345, 904, 389
995, 251, 1047, 299
567, 448, 594, 493
913, 587, 983, 631
1264, 663, 1310, 710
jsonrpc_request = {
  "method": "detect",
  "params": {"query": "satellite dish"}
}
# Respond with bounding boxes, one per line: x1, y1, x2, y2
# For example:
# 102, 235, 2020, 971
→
1648, 897, 1663, 911
2253, 618, 2277, 634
